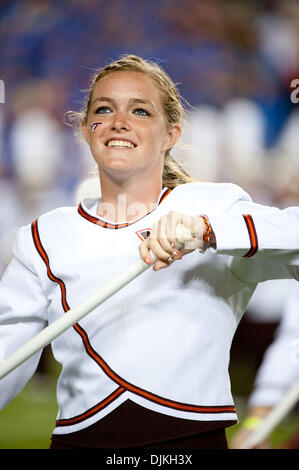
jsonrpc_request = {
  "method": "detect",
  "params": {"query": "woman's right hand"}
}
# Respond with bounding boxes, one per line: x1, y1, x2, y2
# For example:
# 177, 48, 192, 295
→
138, 211, 208, 271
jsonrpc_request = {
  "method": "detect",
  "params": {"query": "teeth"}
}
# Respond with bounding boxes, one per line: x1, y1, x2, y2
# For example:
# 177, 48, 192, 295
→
107, 140, 135, 148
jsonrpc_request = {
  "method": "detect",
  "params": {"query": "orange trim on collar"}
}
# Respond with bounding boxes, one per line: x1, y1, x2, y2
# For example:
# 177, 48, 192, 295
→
78, 188, 172, 229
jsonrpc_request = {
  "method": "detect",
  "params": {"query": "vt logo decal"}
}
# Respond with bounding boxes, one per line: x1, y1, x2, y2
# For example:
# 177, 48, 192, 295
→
135, 228, 151, 241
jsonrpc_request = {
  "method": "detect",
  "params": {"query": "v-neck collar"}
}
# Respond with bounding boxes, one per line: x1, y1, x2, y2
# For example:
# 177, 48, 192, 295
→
77, 187, 172, 229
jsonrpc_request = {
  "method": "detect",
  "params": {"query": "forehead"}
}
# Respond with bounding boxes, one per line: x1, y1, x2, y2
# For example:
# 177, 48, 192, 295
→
92, 71, 163, 107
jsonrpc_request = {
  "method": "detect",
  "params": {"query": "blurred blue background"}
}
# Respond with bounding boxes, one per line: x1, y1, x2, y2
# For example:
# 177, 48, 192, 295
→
0, 0, 298, 449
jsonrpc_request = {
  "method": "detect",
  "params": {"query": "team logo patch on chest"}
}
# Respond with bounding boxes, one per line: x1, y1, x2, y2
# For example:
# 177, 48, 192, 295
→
135, 228, 151, 241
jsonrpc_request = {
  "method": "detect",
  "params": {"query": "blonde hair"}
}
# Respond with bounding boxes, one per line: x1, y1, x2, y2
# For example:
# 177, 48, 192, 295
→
66, 55, 195, 189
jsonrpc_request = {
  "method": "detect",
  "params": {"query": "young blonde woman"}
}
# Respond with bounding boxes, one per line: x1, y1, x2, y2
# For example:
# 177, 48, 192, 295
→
0, 55, 298, 449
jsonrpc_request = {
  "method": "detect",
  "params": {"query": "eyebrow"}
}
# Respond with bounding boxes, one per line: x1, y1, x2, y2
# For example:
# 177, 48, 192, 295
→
92, 96, 155, 109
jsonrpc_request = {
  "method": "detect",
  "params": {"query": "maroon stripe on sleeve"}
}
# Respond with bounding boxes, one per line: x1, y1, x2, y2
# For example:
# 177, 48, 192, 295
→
242, 214, 258, 258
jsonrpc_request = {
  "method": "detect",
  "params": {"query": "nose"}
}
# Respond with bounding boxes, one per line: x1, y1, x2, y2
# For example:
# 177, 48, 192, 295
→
111, 110, 130, 132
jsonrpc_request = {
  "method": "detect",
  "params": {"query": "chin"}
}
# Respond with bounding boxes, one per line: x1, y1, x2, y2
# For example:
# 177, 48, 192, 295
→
101, 164, 135, 180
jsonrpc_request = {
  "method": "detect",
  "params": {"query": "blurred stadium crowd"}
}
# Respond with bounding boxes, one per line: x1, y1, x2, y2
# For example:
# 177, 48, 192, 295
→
0, 0, 298, 448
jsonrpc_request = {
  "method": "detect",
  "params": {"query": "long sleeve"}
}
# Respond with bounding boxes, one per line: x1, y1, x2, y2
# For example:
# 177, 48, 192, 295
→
0, 225, 48, 409
208, 185, 299, 283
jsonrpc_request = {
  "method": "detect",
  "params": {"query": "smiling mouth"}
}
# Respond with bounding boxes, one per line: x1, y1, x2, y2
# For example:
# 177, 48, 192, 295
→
106, 139, 136, 149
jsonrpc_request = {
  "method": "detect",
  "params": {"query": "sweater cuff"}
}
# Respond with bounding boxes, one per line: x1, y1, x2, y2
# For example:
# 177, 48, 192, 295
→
208, 214, 257, 257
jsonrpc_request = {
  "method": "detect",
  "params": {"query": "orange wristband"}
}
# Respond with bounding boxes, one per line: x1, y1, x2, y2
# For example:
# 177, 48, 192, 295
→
201, 215, 212, 244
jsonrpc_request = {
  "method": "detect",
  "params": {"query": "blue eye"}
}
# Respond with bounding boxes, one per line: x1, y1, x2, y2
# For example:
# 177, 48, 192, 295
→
95, 106, 111, 114
134, 108, 151, 116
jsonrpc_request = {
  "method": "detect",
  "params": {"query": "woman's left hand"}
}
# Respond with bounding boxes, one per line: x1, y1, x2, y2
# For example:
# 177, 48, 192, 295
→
139, 211, 208, 271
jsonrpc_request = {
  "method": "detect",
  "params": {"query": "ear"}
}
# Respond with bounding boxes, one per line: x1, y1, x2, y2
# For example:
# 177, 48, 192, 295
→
162, 123, 181, 152
81, 120, 90, 145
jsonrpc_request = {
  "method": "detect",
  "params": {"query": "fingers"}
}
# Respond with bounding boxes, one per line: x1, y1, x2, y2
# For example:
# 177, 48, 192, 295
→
152, 258, 173, 272
150, 212, 185, 264
139, 212, 204, 271
139, 232, 181, 267
157, 215, 175, 253
139, 239, 153, 266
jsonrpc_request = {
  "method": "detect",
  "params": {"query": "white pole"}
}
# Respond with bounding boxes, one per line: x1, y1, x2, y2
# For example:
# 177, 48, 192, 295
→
0, 257, 153, 380
240, 380, 299, 449
0, 224, 193, 380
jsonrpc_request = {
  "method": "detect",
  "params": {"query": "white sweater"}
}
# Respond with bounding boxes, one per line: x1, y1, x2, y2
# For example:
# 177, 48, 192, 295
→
0, 182, 298, 435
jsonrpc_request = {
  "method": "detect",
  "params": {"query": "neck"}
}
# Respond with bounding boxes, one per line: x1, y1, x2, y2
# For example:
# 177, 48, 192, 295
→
97, 173, 163, 223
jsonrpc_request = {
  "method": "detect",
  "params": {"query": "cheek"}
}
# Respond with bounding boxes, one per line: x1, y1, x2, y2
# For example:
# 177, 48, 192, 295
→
141, 118, 168, 141
90, 121, 103, 132
88, 120, 106, 147
151, 124, 170, 150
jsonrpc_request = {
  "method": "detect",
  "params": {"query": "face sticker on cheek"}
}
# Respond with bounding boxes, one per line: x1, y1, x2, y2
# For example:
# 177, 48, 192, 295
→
90, 122, 102, 132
